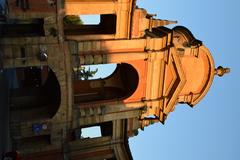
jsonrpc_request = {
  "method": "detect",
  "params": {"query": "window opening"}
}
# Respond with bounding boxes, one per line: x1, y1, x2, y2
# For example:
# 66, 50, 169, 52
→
74, 122, 113, 140
81, 126, 102, 138
64, 14, 116, 35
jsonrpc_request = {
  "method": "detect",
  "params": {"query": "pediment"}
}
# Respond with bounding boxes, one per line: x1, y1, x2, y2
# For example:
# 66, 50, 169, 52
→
163, 48, 186, 114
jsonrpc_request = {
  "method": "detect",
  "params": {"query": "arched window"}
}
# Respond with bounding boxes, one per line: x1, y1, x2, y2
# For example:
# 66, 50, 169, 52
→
7, 66, 61, 122
73, 63, 139, 104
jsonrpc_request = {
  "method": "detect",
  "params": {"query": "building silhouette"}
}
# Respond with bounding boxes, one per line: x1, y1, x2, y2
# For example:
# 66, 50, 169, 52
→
0, 0, 229, 159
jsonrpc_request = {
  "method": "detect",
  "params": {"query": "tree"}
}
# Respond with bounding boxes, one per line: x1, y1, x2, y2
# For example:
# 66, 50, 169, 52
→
73, 66, 98, 80
63, 15, 83, 25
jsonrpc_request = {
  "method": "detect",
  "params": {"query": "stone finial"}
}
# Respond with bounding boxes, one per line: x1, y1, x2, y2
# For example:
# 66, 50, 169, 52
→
214, 66, 230, 77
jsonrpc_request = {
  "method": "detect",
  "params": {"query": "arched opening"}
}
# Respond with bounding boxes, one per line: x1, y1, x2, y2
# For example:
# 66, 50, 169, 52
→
73, 63, 139, 104
8, 66, 61, 122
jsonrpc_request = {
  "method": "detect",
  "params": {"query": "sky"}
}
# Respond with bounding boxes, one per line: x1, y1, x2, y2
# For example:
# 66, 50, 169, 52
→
129, 0, 240, 160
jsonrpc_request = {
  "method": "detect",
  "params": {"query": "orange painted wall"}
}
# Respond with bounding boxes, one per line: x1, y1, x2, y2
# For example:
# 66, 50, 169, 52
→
124, 60, 147, 103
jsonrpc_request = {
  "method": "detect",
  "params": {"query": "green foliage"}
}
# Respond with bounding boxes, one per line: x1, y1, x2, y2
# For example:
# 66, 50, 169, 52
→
73, 66, 98, 80
63, 15, 83, 25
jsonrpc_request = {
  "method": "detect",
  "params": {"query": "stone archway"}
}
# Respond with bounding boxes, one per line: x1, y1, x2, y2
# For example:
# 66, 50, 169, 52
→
8, 66, 61, 122
73, 63, 139, 104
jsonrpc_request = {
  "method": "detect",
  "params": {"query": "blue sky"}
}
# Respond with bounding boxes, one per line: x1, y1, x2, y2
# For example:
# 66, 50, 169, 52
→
129, 0, 240, 160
